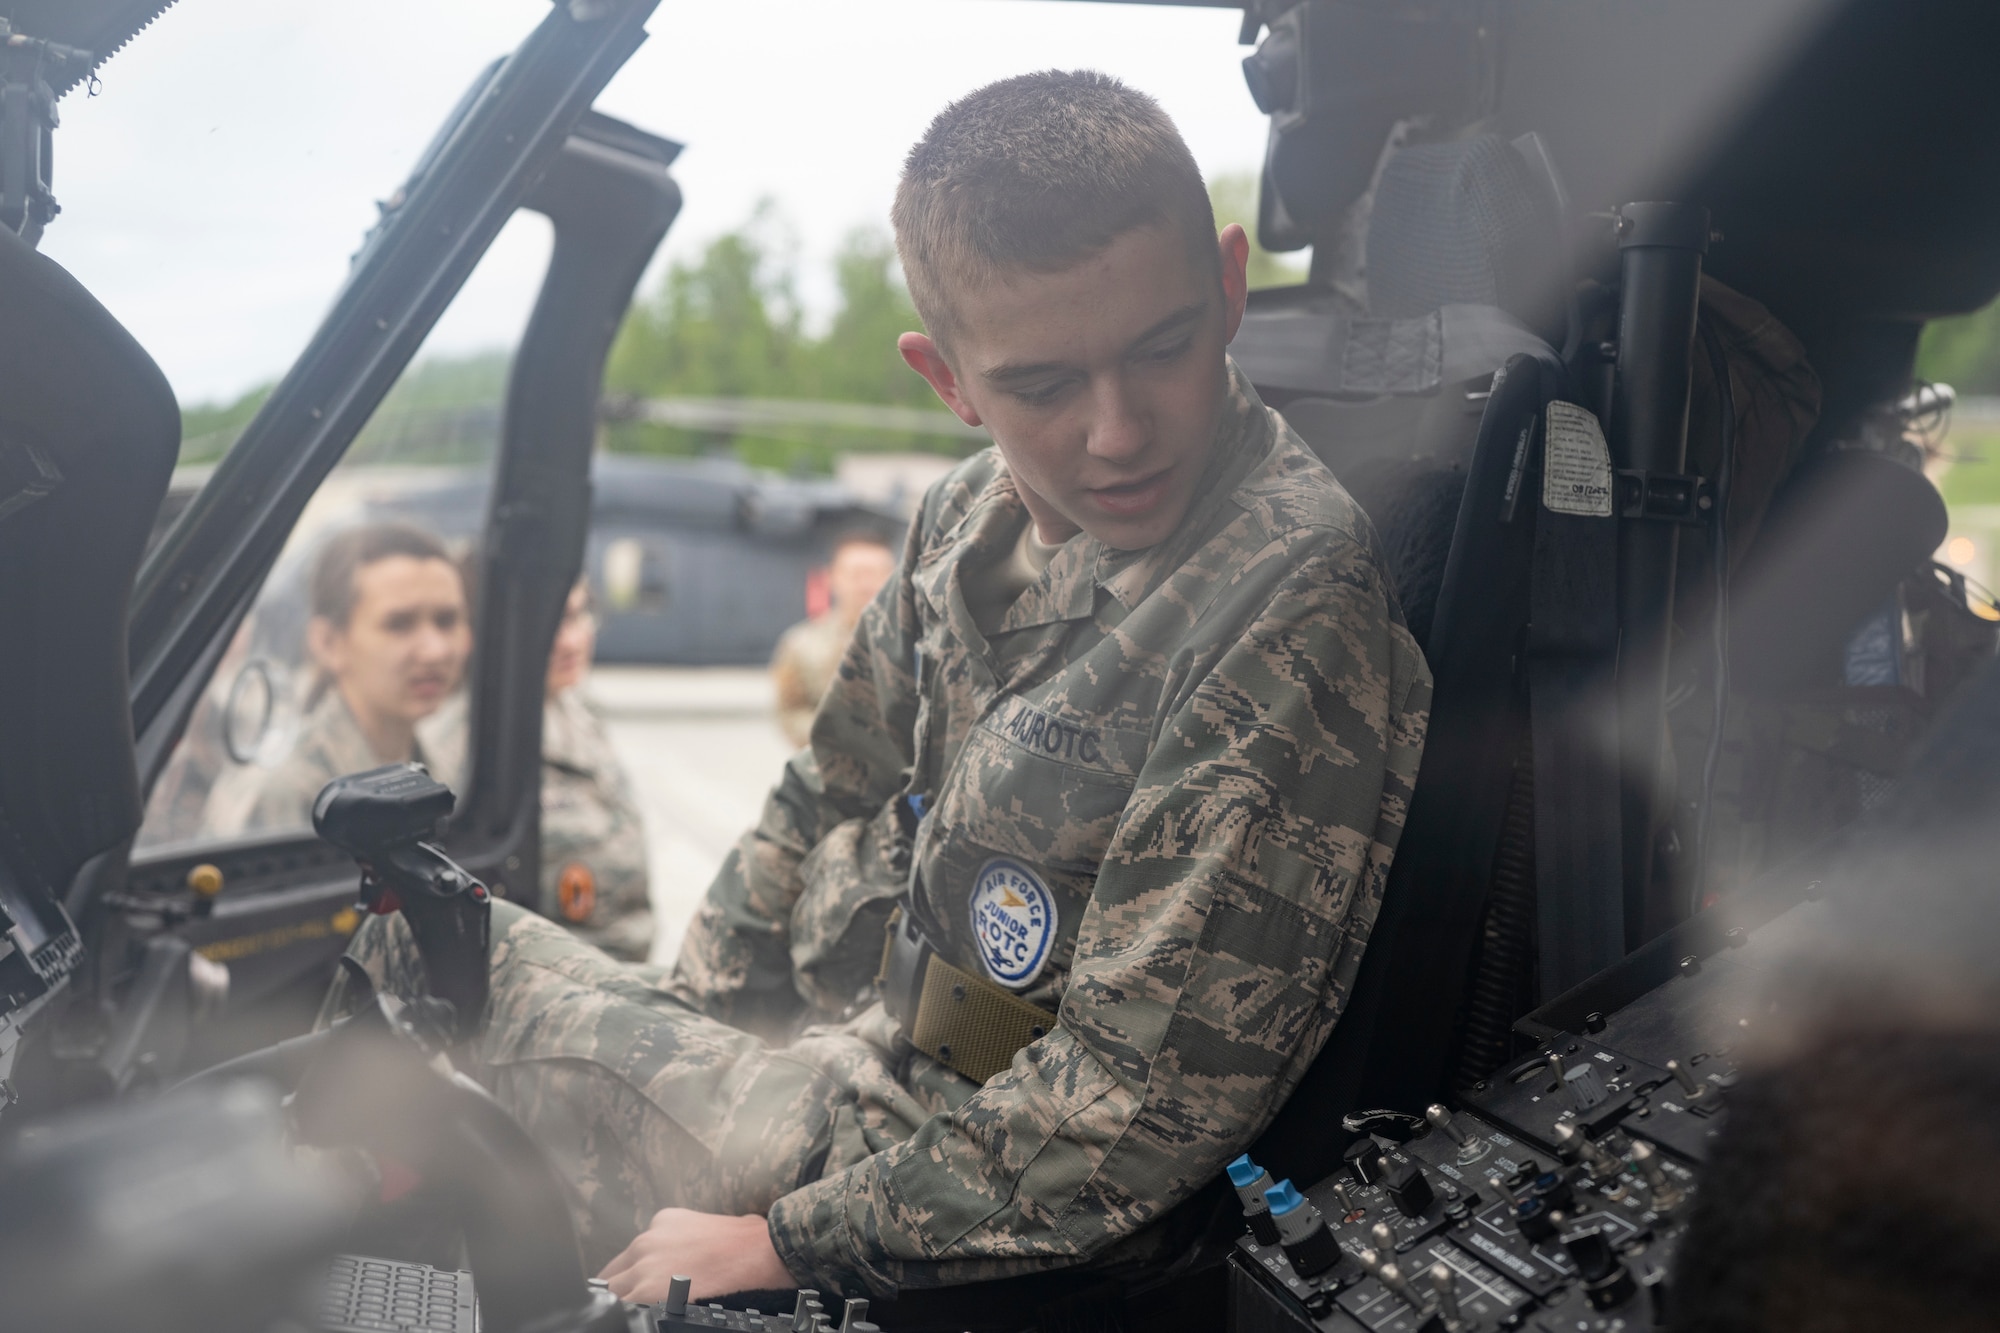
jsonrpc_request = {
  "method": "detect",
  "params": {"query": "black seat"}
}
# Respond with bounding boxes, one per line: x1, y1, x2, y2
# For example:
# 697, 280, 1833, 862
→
0, 223, 178, 987
1238, 133, 1580, 1186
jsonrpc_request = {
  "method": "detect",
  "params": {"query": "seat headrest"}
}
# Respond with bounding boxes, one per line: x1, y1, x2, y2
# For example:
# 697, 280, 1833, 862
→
1366, 133, 1567, 344
0, 226, 178, 903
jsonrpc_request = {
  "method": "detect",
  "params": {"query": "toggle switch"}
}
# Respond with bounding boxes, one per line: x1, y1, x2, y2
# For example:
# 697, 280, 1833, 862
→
1376, 1261, 1421, 1310
1666, 1058, 1709, 1102
1425, 1104, 1482, 1154
1553, 1121, 1624, 1181
1630, 1140, 1685, 1211
1429, 1261, 1463, 1331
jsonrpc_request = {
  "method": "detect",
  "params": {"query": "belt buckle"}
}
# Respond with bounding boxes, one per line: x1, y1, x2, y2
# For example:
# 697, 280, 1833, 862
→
878, 905, 932, 1028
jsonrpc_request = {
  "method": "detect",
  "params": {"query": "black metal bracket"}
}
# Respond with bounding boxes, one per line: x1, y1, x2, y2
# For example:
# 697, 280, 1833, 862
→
1615, 468, 1712, 526
0, 20, 92, 245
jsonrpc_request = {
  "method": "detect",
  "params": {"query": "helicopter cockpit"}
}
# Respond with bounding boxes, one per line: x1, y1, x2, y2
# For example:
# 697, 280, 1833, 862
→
3, 2, 2000, 1331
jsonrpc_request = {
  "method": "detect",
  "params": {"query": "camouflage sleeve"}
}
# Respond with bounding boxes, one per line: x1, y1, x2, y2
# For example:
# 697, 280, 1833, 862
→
663, 521, 927, 1036
770, 623, 819, 750
766, 530, 1432, 1295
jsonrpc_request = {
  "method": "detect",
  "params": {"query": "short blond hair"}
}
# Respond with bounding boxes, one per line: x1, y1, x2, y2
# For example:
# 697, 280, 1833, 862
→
893, 70, 1217, 350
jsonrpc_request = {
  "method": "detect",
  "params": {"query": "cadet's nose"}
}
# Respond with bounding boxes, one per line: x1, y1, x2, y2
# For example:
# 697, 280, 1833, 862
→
413, 620, 453, 664
1085, 376, 1149, 465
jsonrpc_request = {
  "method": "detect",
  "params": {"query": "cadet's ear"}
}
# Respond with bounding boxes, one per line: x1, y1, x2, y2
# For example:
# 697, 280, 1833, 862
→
1218, 223, 1251, 345
899, 332, 983, 429
306, 615, 347, 675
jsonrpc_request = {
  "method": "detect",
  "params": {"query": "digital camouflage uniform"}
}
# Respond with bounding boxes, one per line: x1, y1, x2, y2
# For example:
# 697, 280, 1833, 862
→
421, 690, 654, 960
540, 689, 654, 959
772, 613, 856, 749
246, 691, 420, 833
332, 362, 1431, 1298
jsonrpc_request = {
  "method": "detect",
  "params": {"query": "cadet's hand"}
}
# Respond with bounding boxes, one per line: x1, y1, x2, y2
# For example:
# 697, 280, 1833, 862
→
598, 1208, 794, 1304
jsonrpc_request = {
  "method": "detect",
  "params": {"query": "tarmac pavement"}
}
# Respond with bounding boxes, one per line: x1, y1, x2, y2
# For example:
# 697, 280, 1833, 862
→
582, 666, 795, 965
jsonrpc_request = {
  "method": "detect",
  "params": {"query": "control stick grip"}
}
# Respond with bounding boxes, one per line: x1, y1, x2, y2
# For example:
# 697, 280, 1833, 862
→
314, 764, 492, 1044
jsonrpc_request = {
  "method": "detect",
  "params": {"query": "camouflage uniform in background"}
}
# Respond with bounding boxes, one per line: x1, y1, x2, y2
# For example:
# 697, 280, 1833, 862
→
421, 690, 653, 960
245, 690, 419, 834
771, 612, 854, 748
540, 689, 654, 959
332, 362, 1432, 1297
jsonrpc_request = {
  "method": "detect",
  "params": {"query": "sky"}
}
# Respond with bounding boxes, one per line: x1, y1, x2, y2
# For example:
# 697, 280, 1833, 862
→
37, 0, 1272, 408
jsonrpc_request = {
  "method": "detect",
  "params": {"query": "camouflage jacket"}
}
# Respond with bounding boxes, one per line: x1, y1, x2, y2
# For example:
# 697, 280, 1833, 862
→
246, 690, 413, 833
422, 690, 653, 959
540, 688, 652, 958
668, 363, 1432, 1294
772, 613, 856, 749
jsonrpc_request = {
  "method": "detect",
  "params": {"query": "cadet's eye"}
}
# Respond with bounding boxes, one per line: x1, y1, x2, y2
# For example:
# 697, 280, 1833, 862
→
1011, 380, 1070, 408
384, 611, 418, 635
435, 610, 461, 632
1145, 336, 1193, 363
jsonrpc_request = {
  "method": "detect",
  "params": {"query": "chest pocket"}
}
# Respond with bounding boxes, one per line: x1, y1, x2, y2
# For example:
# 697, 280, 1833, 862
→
915, 702, 1150, 1002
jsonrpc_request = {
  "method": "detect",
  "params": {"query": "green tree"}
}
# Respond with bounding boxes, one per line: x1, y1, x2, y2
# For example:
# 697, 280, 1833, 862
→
809, 227, 931, 407
1917, 300, 2000, 396
1208, 170, 1307, 290
605, 202, 802, 401
180, 383, 273, 463
178, 352, 511, 467
604, 206, 969, 473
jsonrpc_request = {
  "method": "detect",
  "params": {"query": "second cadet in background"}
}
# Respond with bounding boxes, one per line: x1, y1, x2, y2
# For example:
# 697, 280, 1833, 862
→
245, 522, 471, 832
426, 580, 654, 960
769, 528, 896, 747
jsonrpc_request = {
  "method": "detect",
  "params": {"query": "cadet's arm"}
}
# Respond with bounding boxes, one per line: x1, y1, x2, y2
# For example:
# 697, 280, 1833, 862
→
664, 523, 925, 1034
767, 534, 1432, 1295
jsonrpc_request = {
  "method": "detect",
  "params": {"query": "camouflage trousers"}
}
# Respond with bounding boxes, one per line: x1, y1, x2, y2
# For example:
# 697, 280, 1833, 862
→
327, 902, 943, 1271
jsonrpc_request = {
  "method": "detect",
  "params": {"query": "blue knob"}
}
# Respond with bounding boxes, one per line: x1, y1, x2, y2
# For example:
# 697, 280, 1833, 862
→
1264, 1178, 1306, 1217
1226, 1155, 1264, 1188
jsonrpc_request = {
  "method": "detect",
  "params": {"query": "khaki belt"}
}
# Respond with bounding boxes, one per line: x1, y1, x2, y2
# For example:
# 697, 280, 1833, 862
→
878, 906, 1055, 1084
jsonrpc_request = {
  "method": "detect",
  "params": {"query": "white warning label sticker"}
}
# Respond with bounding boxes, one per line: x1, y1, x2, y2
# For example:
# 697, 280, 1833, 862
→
1542, 400, 1614, 518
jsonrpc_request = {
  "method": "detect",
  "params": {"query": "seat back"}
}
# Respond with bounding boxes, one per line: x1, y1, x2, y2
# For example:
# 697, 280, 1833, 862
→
1247, 352, 1556, 1188
1235, 133, 1578, 1182
0, 225, 178, 978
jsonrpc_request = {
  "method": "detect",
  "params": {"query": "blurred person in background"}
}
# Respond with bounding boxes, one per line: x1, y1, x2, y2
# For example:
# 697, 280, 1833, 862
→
426, 579, 653, 960
247, 522, 471, 831
1666, 656, 2000, 1333
769, 528, 896, 746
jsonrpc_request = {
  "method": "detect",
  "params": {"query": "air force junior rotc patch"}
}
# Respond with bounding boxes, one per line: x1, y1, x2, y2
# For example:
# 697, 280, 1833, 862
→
969, 857, 1056, 989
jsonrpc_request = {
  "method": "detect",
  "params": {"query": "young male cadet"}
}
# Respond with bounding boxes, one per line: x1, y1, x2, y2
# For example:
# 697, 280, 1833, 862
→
327, 70, 1431, 1302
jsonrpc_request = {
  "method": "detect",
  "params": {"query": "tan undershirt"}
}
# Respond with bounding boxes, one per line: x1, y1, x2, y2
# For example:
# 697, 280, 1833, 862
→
963, 516, 1064, 636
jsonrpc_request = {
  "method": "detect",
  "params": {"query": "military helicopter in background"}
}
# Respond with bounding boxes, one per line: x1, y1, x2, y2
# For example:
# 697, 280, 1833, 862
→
1, 1, 1999, 1331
